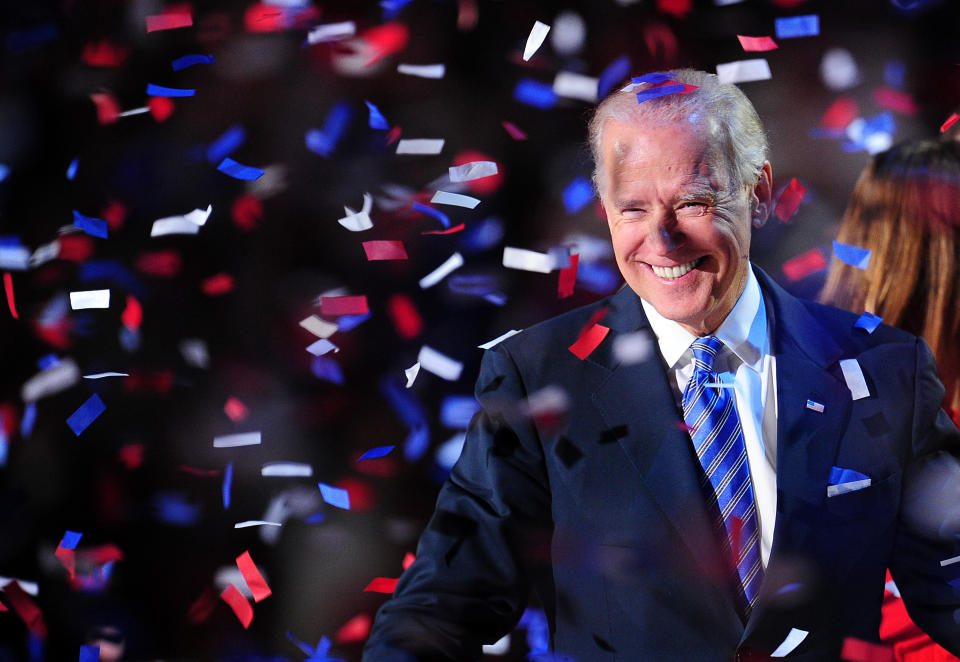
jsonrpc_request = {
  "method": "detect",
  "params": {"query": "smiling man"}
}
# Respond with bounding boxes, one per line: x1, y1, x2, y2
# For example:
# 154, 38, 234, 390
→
364, 70, 960, 661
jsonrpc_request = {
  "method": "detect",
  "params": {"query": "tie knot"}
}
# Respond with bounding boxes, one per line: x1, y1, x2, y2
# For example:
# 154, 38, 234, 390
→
690, 335, 723, 373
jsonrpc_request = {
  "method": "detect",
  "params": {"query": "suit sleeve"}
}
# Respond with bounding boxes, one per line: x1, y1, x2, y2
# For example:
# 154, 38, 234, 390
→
363, 344, 554, 662
889, 337, 960, 654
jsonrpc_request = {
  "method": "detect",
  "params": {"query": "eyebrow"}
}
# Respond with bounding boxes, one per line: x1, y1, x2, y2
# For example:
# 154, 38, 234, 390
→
615, 186, 718, 209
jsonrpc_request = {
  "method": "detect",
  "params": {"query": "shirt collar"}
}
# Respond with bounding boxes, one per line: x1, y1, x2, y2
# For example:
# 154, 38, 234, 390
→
640, 266, 768, 373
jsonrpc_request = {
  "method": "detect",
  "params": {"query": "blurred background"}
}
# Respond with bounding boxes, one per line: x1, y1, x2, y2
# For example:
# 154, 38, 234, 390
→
0, 0, 958, 659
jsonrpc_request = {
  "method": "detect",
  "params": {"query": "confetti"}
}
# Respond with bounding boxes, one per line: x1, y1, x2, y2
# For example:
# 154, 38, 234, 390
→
503, 246, 554, 273
523, 21, 551, 61
2, 581, 46, 636
67, 393, 106, 436
716, 59, 772, 84
223, 397, 248, 422
396, 139, 445, 155
66, 157, 79, 180
358, 445, 395, 460
449, 160, 498, 183
79, 645, 100, 662
430, 190, 480, 209
412, 201, 451, 228
737, 35, 778, 51
782, 248, 827, 282
201, 273, 234, 296
562, 177, 595, 213
318, 482, 351, 509
336, 613, 373, 643
307, 21, 356, 44
569, 323, 610, 360
213, 432, 262, 448
339, 192, 373, 232
82, 372, 129, 379
774, 15, 820, 39
821, 97, 859, 130
72, 211, 108, 239
397, 63, 445, 78
440, 396, 480, 428
307, 338, 339, 356
320, 295, 368, 316
557, 254, 579, 298
479, 329, 521, 349
553, 71, 598, 103
59, 530, 83, 550
3, 272, 17, 319
513, 79, 558, 109
871, 87, 918, 116
172, 53, 215, 70
387, 293, 423, 339
636, 83, 687, 103
832, 240, 871, 269
364, 577, 399, 593
81, 40, 129, 67
70, 289, 110, 309
774, 177, 806, 223
365, 101, 389, 130
220, 584, 253, 629
940, 113, 960, 134
207, 126, 246, 164
299, 315, 338, 338
217, 158, 264, 181
305, 103, 352, 157
853, 311, 883, 334
501, 121, 527, 140
419, 252, 464, 289
770, 628, 808, 657
222, 462, 233, 509
839, 358, 870, 400
234, 520, 282, 528
417, 345, 463, 381
612, 331, 653, 364
839, 637, 894, 662
90, 92, 120, 124
362, 240, 407, 261
22, 359, 80, 402
940, 555, 960, 567
146, 12, 193, 32
236, 551, 272, 602
598, 54, 631, 99
404, 362, 420, 388
146, 84, 195, 97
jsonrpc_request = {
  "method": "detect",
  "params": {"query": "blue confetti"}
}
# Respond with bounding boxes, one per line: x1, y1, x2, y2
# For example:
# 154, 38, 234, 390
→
67, 394, 106, 436
207, 125, 246, 164
448, 274, 498, 297
884, 60, 906, 88
0, 164, 9, 182
412, 201, 451, 229
151, 493, 201, 526
575, 261, 621, 295
358, 445, 395, 460
404, 422, 430, 462
636, 84, 685, 104
774, 582, 803, 596
598, 55, 631, 99
38, 354, 60, 370
66, 157, 79, 181
311, 357, 344, 384
79, 646, 100, 662
829, 466, 870, 484
222, 462, 233, 509
217, 157, 265, 181
632, 72, 675, 85
172, 53, 215, 71
314, 636, 332, 658
562, 177, 595, 213
519, 608, 550, 657
513, 79, 558, 109
287, 630, 316, 657
440, 396, 480, 429
60, 530, 83, 550
304, 510, 326, 524
78, 260, 146, 298
146, 83, 196, 97
832, 240, 871, 269
459, 216, 504, 253
365, 100, 389, 130
774, 15, 820, 39
318, 482, 350, 510
119, 327, 141, 353
72, 211, 108, 239
20, 403, 36, 437
335, 312, 370, 332
381, 0, 414, 20
6, 23, 58, 54
854, 311, 883, 334
305, 102, 352, 157
380, 377, 428, 430
27, 633, 44, 662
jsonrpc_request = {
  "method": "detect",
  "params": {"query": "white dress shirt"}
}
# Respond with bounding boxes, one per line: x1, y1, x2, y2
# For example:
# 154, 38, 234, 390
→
640, 267, 778, 567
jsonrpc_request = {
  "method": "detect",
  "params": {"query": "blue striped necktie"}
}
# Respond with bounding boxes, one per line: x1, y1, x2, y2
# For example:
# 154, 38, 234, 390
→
681, 335, 763, 614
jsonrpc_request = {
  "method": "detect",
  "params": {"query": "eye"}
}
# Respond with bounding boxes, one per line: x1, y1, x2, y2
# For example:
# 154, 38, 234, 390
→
676, 201, 709, 218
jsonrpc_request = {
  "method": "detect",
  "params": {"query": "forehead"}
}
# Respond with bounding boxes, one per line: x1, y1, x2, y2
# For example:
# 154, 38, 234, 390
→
602, 119, 719, 180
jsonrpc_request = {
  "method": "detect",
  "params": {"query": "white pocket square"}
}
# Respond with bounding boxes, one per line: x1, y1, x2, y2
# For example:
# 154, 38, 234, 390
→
826, 478, 872, 497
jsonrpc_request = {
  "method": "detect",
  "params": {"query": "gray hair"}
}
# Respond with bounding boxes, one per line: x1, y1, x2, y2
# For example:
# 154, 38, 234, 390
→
588, 69, 769, 197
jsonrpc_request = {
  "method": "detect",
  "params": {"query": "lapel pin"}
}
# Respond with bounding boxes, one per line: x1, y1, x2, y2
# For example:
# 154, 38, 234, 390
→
806, 399, 825, 413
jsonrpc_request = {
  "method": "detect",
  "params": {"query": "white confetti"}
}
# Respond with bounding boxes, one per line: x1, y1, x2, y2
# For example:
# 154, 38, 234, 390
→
306, 21, 355, 44
770, 628, 809, 658
83, 372, 129, 379
417, 346, 463, 381
404, 362, 421, 388
21, 359, 79, 402
839, 358, 870, 400
338, 192, 373, 231
70, 289, 110, 309
0, 245, 30, 270
261, 462, 313, 477
419, 251, 464, 289
396, 139, 445, 155
234, 520, 283, 528
716, 58, 772, 84
306, 338, 339, 356
180, 338, 209, 368
213, 431, 262, 448
478, 329, 521, 349
940, 554, 960, 567
430, 190, 481, 209
612, 331, 653, 364
397, 63, 446, 79
552, 71, 598, 102
502, 246, 553, 273
299, 315, 338, 338
523, 20, 551, 61
448, 161, 498, 182
150, 205, 212, 236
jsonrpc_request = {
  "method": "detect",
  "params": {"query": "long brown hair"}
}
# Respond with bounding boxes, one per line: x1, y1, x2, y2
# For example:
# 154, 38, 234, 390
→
820, 138, 960, 410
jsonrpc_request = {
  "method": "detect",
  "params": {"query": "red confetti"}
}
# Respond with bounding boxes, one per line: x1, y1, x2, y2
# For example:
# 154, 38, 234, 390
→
220, 584, 253, 629
243, 4, 285, 32
57, 235, 95, 262
335, 612, 373, 643
643, 22, 678, 61
457, 0, 478, 31
231, 194, 262, 230
100, 200, 127, 231
201, 273, 234, 296
0, 403, 18, 438
90, 92, 120, 124
871, 87, 919, 116
236, 551, 272, 603
940, 112, 960, 133
728, 516, 744, 563
2, 581, 47, 637
501, 121, 527, 140
81, 41, 129, 67
420, 223, 465, 236
223, 397, 248, 422
385, 125, 402, 145
557, 254, 579, 299
148, 96, 175, 122
123, 370, 174, 394
187, 587, 218, 624
121, 295, 142, 331
146, 12, 193, 32
54, 546, 76, 580
3, 272, 18, 320
736, 35, 778, 52
337, 477, 375, 511
840, 637, 894, 662
569, 323, 610, 360
178, 465, 221, 477
387, 294, 423, 340
656, 0, 692, 18
782, 248, 827, 282
362, 22, 410, 67
362, 240, 408, 261
774, 177, 807, 223
135, 250, 182, 277
364, 577, 399, 593
0, 601, 6, 612
79, 543, 124, 566
320, 295, 368, 316
401, 552, 416, 570
117, 443, 144, 470
821, 97, 859, 130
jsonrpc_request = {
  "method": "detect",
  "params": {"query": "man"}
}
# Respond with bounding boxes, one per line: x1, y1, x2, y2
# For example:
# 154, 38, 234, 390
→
364, 69, 960, 661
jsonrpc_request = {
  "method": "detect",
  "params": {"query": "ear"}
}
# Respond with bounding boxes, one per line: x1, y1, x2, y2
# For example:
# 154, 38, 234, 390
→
752, 161, 773, 223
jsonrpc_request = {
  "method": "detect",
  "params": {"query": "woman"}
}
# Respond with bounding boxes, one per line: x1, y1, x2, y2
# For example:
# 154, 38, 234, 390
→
821, 136, 960, 661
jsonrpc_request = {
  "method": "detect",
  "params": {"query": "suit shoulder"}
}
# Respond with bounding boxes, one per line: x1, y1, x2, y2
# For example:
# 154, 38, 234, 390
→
798, 298, 917, 349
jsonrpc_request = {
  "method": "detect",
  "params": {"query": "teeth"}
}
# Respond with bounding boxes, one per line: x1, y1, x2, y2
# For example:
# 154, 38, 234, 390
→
651, 258, 700, 279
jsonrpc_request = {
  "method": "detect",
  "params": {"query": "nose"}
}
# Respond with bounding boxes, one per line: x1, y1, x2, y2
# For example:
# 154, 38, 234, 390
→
648, 213, 683, 255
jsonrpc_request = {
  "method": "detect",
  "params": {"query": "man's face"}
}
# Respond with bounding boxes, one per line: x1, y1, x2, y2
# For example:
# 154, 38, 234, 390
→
599, 118, 767, 336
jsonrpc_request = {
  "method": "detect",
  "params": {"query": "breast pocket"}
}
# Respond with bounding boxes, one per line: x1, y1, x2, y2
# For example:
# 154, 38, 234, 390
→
824, 470, 901, 519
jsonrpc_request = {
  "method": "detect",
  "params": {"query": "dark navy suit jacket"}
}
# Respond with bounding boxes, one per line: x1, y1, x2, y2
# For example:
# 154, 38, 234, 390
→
364, 267, 960, 661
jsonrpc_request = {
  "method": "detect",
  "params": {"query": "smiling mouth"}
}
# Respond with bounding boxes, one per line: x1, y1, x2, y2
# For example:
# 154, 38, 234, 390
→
650, 257, 704, 280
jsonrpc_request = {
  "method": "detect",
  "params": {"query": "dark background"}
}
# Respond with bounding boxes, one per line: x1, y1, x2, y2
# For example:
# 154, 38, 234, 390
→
0, 0, 958, 659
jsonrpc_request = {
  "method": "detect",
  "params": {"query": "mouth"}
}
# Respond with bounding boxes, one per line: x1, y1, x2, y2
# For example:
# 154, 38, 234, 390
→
649, 257, 704, 280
